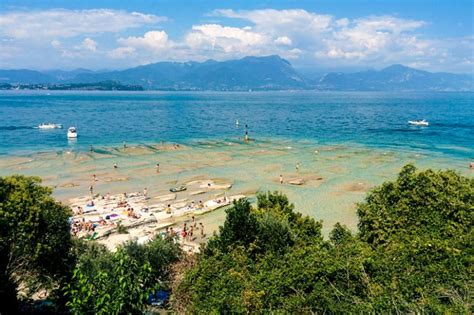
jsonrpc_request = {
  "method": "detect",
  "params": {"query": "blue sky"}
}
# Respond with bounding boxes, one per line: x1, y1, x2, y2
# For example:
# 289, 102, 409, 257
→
0, 0, 472, 73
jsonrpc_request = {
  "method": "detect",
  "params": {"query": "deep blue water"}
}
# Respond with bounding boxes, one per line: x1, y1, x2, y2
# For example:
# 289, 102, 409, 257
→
0, 90, 473, 158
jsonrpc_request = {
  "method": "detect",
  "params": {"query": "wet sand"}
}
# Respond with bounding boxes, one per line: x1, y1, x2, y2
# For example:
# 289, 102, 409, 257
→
1, 139, 472, 236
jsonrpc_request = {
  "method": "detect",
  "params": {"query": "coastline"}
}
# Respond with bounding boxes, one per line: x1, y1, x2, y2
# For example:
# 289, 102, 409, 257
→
1, 138, 472, 242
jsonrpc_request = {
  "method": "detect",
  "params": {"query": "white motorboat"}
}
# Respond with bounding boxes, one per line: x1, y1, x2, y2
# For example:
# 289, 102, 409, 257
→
408, 119, 429, 126
37, 123, 63, 129
67, 127, 78, 138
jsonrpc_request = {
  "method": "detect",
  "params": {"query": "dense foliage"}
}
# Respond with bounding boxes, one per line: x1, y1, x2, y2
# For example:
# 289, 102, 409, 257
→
1, 166, 472, 313
65, 237, 181, 314
0, 175, 72, 314
173, 165, 473, 313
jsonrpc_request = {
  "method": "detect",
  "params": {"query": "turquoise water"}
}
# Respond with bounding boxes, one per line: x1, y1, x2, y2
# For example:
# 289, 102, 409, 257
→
0, 90, 473, 235
1, 91, 473, 158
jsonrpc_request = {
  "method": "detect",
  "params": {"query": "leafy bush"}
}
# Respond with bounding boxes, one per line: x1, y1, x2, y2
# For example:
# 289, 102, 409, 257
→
173, 166, 473, 313
65, 236, 181, 314
0, 175, 72, 313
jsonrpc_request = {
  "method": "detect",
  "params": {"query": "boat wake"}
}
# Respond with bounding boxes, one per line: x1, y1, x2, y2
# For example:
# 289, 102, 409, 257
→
0, 125, 35, 131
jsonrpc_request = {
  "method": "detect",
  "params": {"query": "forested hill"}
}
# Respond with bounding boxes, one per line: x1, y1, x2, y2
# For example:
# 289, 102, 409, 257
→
0, 56, 472, 91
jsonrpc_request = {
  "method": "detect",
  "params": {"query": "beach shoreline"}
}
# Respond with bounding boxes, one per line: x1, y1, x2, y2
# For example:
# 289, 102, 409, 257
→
1, 138, 472, 243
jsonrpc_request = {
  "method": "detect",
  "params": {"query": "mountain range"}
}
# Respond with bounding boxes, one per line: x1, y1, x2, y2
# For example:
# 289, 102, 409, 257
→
0, 56, 472, 91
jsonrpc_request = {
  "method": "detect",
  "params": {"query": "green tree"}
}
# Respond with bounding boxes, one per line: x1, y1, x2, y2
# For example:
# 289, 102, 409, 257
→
66, 248, 152, 315
357, 165, 473, 312
358, 164, 473, 246
66, 236, 181, 314
206, 198, 259, 254
173, 166, 473, 313
122, 236, 182, 289
0, 175, 72, 313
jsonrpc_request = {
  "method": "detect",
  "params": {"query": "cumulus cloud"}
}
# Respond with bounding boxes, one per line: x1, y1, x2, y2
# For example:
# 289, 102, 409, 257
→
275, 36, 292, 46
118, 31, 170, 51
0, 7, 471, 72
0, 9, 165, 39
50, 37, 99, 58
211, 8, 465, 71
317, 16, 430, 63
185, 24, 268, 56
81, 38, 97, 52
215, 9, 333, 35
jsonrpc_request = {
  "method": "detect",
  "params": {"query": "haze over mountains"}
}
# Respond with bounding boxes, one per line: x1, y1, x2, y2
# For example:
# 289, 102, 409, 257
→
0, 56, 472, 91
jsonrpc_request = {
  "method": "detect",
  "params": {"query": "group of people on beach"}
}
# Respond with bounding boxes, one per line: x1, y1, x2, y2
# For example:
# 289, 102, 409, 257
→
175, 215, 205, 243
70, 216, 113, 236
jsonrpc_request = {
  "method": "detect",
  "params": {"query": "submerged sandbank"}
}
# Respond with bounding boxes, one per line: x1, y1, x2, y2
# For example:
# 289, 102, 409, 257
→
0, 138, 472, 238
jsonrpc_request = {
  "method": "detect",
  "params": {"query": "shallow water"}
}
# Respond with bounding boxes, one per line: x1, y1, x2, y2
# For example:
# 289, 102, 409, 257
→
0, 139, 471, 235
0, 91, 473, 235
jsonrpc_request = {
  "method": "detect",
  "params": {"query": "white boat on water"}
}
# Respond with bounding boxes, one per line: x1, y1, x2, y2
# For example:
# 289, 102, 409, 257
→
67, 127, 78, 138
408, 119, 429, 126
37, 123, 63, 129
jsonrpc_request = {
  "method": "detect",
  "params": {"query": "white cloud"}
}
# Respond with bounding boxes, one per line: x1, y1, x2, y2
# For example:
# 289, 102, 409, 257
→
0, 9, 165, 39
185, 24, 268, 55
318, 16, 430, 62
215, 9, 333, 35
214, 9, 452, 69
50, 39, 61, 49
51, 37, 99, 58
118, 31, 170, 51
81, 38, 97, 52
275, 36, 292, 46
0, 7, 471, 73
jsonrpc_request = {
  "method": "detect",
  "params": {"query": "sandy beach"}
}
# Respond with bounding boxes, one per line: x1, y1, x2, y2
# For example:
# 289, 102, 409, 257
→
1, 138, 472, 247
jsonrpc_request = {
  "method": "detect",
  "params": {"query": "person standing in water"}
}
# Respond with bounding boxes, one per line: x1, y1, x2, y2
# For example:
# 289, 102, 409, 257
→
143, 187, 147, 197
114, 163, 118, 169
296, 162, 301, 172
89, 185, 94, 195
243, 124, 249, 142
156, 163, 160, 173
200, 222, 205, 238
279, 174, 283, 184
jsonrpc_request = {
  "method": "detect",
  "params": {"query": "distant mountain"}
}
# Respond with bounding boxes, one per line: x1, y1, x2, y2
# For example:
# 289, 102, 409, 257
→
71, 55, 308, 90
0, 68, 96, 84
317, 64, 473, 91
43, 68, 96, 81
0, 58, 472, 91
0, 69, 56, 84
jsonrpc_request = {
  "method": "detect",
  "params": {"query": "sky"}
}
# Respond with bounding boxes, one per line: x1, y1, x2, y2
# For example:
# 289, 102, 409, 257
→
0, 0, 472, 74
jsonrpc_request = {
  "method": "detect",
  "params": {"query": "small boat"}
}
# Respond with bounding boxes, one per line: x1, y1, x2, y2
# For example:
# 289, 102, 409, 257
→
170, 185, 187, 193
408, 119, 429, 126
37, 123, 63, 129
67, 127, 78, 138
